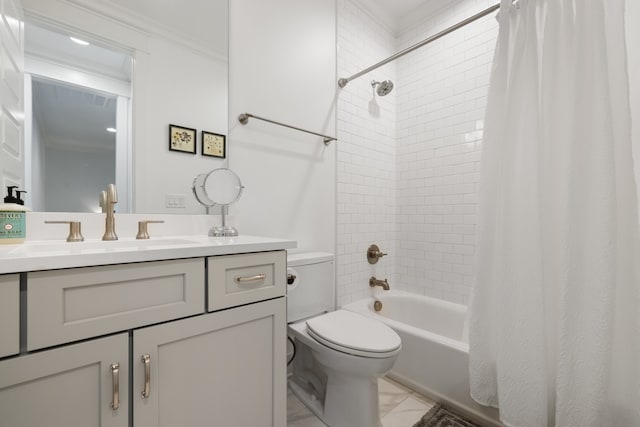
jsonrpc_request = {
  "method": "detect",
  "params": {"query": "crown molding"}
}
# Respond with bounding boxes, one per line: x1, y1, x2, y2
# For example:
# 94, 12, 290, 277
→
26, 0, 227, 63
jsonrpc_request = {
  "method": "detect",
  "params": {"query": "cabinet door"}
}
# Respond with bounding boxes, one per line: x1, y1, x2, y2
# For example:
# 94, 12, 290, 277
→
0, 333, 128, 427
134, 297, 286, 427
0, 274, 19, 358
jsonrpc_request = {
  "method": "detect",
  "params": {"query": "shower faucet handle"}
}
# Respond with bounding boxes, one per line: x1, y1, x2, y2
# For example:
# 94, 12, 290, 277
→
367, 244, 387, 264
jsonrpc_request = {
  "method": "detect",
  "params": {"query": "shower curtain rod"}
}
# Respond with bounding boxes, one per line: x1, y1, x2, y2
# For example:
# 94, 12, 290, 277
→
338, 2, 501, 88
238, 113, 338, 145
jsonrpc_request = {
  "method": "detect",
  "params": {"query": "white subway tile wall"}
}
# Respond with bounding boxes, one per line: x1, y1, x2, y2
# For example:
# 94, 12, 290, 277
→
337, 0, 498, 306
337, 0, 397, 307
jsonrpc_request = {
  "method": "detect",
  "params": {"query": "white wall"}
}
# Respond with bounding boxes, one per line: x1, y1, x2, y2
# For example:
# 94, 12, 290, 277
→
132, 37, 228, 214
229, 0, 336, 253
395, 0, 496, 304
336, 0, 397, 306
336, 0, 496, 306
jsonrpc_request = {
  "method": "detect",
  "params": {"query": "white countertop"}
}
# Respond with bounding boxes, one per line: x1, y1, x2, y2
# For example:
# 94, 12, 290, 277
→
0, 234, 297, 274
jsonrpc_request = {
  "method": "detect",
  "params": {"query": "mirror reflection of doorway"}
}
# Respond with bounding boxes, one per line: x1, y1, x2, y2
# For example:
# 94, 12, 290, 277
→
29, 78, 118, 212
24, 21, 132, 212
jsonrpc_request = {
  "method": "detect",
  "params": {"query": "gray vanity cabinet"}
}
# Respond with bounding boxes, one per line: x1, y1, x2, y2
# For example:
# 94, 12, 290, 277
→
0, 250, 287, 427
0, 333, 129, 427
133, 297, 287, 427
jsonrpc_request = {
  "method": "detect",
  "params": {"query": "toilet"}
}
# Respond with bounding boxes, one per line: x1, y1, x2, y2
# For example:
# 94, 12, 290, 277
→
287, 252, 401, 427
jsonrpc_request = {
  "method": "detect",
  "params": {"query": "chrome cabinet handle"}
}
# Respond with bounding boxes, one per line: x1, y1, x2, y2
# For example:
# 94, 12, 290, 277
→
234, 273, 266, 284
141, 354, 151, 398
110, 363, 120, 410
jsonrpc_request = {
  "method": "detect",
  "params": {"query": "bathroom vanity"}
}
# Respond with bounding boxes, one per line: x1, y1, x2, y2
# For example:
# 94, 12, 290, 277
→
0, 233, 295, 427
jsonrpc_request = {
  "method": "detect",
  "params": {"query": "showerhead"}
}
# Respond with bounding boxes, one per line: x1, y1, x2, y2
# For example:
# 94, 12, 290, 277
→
371, 80, 394, 96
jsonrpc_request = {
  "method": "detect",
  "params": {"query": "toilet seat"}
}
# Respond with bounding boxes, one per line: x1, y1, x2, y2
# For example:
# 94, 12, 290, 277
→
305, 310, 401, 358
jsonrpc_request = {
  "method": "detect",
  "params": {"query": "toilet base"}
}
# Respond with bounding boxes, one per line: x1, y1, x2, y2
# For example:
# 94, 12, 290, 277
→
323, 373, 382, 427
288, 374, 383, 427
288, 380, 326, 424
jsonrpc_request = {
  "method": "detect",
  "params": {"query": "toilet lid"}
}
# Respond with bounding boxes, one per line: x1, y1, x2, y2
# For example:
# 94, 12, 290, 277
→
305, 310, 401, 358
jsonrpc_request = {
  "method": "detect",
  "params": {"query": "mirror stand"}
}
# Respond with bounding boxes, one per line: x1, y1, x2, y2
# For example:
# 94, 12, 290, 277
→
209, 205, 237, 236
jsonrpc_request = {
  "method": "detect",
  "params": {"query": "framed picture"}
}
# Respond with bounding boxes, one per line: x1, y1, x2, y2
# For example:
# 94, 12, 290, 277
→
169, 124, 196, 154
202, 131, 226, 158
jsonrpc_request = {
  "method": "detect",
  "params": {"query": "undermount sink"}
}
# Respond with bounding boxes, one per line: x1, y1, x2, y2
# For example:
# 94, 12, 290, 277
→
9, 238, 201, 255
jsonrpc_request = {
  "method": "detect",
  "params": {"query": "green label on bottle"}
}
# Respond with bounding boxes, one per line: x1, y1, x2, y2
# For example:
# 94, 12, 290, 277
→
0, 211, 25, 239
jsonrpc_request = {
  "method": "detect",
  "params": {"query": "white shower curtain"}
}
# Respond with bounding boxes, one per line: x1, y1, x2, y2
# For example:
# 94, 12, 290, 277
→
468, 0, 640, 426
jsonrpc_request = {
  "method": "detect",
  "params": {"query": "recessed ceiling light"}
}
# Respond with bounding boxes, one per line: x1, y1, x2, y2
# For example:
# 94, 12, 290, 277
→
106, 127, 117, 133
70, 36, 90, 46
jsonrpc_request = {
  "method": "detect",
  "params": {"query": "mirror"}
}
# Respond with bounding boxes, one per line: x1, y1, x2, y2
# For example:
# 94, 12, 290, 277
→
200, 168, 244, 206
25, 23, 130, 213
192, 168, 244, 236
22, 0, 229, 214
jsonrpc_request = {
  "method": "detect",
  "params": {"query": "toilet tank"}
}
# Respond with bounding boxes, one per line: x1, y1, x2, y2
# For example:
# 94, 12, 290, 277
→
287, 252, 335, 323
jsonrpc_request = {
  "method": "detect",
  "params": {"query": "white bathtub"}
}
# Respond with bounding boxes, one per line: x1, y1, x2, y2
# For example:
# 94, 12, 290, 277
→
343, 291, 501, 426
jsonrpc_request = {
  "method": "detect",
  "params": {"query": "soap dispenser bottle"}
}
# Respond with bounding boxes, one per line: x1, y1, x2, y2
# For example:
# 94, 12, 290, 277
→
0, 186, 30, 244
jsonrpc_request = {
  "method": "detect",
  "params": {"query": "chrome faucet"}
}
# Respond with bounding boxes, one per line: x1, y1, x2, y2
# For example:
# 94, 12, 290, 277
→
102, 184, 118, 241
369, 276, 390, 290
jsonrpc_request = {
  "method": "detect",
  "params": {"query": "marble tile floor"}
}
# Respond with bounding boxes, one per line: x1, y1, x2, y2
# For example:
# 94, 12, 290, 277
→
287, 376, 435, 427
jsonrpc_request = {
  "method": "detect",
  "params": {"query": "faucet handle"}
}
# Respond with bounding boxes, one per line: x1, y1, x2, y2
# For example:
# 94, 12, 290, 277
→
367, 244, 388, 264
136, 220, 165, 239
45, 221, 84, 242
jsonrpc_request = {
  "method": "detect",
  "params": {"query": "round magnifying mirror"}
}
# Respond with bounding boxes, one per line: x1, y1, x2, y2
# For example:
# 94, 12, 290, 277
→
202, 168, 243, 205
192, 168, 244, 236
192, 173, 214, 207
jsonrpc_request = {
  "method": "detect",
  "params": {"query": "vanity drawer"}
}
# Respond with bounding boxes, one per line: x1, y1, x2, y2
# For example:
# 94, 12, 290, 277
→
27, 259, 205, 350
208, 251, 286, 311
0, 274, 20, 358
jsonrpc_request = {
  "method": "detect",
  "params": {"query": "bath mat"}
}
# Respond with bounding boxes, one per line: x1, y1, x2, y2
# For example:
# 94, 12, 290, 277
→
413, 403, 481, 427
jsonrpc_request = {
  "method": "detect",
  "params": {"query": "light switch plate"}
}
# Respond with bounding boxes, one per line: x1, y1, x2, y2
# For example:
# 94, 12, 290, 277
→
165, 194, 186, 208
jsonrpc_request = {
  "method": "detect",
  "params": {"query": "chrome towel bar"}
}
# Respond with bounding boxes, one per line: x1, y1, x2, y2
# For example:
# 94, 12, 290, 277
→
238, 113, 337, 145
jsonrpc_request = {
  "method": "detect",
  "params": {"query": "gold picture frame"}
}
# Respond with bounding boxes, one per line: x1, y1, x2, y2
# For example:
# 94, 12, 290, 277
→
169, 124, 196, 154
202, 131, 226, 158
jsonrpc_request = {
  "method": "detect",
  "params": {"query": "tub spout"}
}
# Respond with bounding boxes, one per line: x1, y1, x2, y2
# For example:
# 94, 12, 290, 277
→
369, 276, 390, 290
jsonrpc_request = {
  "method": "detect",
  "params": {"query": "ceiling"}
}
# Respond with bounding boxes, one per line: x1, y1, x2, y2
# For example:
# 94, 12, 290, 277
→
25, 23, 131, 81
359, 0, 428, 18
31, 78, 118, 153
356, 0, 450, 33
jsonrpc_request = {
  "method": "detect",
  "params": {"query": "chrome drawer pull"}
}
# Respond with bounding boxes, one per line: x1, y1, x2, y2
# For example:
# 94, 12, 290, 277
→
234, 273, 266, 284
141, 354, 151, 398
110, 363, 120, 410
